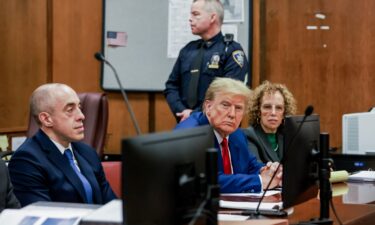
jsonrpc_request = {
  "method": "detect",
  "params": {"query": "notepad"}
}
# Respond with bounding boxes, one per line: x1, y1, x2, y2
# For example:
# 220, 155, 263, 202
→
348, 171, 375, 182
330, 170, 349, 183
220, 192, 283, 211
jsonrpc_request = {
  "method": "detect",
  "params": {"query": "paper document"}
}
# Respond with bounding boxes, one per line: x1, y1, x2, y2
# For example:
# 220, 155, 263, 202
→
348, 171, 375, 182
218, 214, 249, 221
0, 202, 97, 225
81, 199, 122, 223
220, 190, 283, 211
221, 190, 281, 198
220, 200, 283, 211
0, 209, 80, 225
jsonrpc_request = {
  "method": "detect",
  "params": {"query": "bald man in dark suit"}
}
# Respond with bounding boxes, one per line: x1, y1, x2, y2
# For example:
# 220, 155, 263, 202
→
8, 83, 116, 206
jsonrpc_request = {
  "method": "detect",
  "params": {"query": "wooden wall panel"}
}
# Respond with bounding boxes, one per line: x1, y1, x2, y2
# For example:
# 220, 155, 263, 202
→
154, 93, 177, 132
0, 0, 48, 132
105, 93, 150, 154
51, 0, 103, 92
251, 0, 262, 87
257, 0, 375, 148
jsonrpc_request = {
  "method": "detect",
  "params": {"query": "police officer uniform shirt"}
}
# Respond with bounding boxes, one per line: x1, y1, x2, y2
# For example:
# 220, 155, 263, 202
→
164, 31, 249, 117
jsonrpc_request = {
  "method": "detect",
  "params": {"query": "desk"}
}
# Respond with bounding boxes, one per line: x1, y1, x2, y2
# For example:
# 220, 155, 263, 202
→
80, 185, 375, 225
80, 182, 375, 225
220, 182, 375, 225
80, 200, 288, 225
287, 194, 375, 225
1, 182, 374, 225
220, 220, 287, 225
343, 182, 375, 204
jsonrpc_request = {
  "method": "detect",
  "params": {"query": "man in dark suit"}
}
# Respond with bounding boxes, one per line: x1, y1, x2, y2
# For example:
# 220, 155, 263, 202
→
8, 83, 116, 206
175, 78, 282, 193
0, 159, 20, 212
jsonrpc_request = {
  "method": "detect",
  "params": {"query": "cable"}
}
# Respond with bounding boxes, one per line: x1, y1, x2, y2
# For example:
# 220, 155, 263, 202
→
183, 209, 217, 225
187, 185, 214, 225
94, 52, 141, 135
187, 199, 208, 225
254, 161, 282, 214
329, 198, 343, 225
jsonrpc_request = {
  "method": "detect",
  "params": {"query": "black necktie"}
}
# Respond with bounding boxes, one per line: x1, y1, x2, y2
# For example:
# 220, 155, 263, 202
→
187, 42, 205, 109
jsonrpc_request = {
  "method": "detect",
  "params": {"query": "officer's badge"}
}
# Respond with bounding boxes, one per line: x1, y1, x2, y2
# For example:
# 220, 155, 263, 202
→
232, 50, 244, 68
208, 53, 220, 69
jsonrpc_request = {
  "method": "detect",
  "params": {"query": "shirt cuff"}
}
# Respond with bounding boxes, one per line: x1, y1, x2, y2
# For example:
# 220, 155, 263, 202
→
258, 174, 263, 191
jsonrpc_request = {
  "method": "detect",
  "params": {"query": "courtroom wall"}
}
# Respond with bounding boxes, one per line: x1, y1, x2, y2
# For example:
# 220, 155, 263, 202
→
0, 0, 171, 153
3, 0, 375, 152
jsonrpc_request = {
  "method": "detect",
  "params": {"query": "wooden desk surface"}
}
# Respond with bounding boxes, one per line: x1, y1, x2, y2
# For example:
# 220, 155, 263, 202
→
220, 182, 375, 225
284, 182, 375, 224
287, 195, 375, 225
220, 220, 288, 225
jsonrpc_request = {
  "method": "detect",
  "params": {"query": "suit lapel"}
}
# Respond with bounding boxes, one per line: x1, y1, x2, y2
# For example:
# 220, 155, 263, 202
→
216, 131, 243, 173
35, 130, 88, 203
255, 126, 279, 162
277, 133, 284, 159
258, 134, 279, 161
214, 139, 224, 173
227, 134, 241, 173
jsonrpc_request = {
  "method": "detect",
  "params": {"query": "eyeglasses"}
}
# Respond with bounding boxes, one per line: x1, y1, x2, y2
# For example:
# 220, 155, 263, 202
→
261, 104, 285, 113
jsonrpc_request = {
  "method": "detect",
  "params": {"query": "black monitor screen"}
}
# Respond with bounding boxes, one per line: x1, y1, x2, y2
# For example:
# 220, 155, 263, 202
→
122, 125, 216, 225
282, 114, 320, 209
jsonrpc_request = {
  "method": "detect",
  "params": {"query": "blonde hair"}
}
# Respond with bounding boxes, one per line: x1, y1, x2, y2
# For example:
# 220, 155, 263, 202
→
248, 80, 297, 126
203, 77, 251, 113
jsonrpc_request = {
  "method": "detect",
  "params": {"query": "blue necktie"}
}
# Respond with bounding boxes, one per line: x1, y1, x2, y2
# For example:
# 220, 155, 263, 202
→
64, 149, 93, 203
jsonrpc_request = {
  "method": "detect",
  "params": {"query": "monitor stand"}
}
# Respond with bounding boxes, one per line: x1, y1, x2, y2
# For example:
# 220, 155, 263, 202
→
184, 148, 219, 225
298, 133, 333, 225
205, 148, 220, 225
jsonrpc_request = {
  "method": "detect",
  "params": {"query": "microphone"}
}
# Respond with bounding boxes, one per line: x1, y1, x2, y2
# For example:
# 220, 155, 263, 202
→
253, 105, 314, 216
94, 52, 142, 135
304, 105, 314, 118
94, 52, 106, 62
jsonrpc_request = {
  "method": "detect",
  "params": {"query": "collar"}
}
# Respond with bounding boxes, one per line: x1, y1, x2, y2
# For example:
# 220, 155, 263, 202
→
213, 129, 229, 145
50, 138, 73, 155
202, 31, 223, 49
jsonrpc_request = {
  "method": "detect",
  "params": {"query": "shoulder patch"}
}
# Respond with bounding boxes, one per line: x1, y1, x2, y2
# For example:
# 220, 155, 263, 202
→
232, 50, 245, 68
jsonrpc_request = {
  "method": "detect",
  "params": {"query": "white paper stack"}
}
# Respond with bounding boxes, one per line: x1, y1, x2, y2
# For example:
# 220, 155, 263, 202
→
348, 171, 375, 182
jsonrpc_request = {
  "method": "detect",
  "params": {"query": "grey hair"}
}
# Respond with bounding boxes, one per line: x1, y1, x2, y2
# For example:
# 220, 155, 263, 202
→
29, 83, 70, 125
193, 0, 224, 25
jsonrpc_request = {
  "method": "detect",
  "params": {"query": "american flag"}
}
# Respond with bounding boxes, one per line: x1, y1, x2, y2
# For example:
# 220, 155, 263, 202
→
107, 31, 127, 47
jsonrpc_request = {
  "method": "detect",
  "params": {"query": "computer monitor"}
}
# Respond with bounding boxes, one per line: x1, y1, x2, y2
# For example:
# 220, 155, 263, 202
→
121, 125, 218, 225
282, 114, 320, 209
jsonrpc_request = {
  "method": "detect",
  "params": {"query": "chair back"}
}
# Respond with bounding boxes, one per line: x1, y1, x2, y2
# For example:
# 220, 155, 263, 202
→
27, 92, 109, 158
102, 161, 122, 197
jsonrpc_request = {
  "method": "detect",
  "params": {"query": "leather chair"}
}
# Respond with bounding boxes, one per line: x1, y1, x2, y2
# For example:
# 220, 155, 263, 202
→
102, 161, 122, 197
27, 92, 109, 159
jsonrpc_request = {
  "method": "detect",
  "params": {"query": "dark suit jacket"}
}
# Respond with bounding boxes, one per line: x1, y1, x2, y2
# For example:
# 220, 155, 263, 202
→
8, 130, 116, 206
242, 125, 284, 163
175, 112, 264, 193
0, 159, 20, 212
